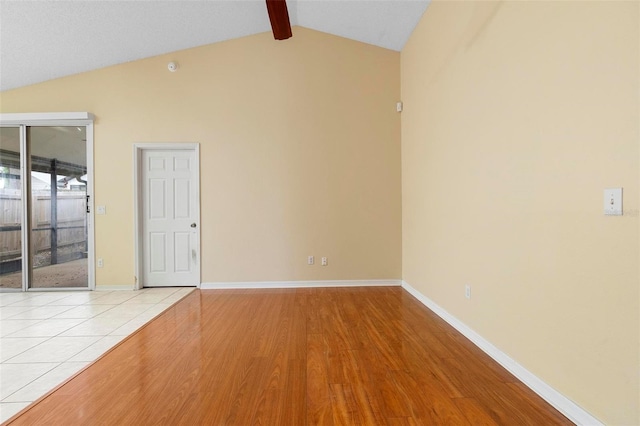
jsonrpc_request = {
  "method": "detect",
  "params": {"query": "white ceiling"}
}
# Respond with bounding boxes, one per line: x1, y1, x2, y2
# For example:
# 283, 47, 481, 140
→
0, 0, 430, 92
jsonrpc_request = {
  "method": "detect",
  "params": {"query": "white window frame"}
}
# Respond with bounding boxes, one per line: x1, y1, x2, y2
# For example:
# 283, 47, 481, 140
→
0, 112, 95, 291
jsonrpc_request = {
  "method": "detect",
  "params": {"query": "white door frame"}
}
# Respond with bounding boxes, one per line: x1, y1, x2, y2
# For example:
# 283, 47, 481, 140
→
0, 112, 95, 291
133, 143, 201, 290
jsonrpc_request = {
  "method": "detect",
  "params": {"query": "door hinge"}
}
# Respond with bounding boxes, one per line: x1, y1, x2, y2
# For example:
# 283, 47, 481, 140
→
86, 195, 90, 213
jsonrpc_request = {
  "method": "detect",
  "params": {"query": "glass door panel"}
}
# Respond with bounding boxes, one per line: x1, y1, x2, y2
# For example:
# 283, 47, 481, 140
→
29, 126, 88, 289
0, 127, 23, 289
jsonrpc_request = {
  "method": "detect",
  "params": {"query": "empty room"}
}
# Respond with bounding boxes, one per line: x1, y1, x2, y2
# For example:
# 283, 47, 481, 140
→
0, 0, 638, 425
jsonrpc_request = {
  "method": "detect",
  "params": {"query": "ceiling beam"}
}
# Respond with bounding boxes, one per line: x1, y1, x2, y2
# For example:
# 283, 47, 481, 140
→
265, 0, 292, 40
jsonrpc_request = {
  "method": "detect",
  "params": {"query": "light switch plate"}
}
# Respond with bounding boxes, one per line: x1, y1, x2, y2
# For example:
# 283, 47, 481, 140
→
604, 188, 622, 216
96, 205, 106, 215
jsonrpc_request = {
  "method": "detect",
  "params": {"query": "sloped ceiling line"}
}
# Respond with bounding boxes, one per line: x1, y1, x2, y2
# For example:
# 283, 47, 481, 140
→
0, 0, 430, 91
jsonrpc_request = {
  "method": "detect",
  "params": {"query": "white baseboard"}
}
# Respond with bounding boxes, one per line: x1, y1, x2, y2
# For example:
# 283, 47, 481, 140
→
200, 279, 401, 290
94, 285, 136, 291
401, 280, 602, 426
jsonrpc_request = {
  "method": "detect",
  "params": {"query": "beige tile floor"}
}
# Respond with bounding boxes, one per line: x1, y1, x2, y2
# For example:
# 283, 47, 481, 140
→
0, 287, 195, 423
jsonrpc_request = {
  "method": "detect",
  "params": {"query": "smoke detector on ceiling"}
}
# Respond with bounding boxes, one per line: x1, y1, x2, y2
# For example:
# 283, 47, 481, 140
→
167, 62, 178, 72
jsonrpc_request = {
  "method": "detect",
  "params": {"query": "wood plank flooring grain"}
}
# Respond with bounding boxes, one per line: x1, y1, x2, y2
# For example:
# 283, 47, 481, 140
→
307, 332, 334, 425
454, 398, 500, 426
4, 287, 573, 426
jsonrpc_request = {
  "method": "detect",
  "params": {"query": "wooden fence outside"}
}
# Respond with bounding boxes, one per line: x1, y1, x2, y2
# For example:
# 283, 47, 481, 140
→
0, 191, 87, 261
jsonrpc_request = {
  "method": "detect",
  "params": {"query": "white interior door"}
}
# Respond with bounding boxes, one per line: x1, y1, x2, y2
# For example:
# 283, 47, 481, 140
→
141, 148, 199, 287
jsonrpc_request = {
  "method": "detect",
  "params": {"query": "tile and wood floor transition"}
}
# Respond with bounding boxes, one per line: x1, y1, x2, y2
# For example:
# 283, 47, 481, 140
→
0, 287, 195, 423
3, 287, 572, 425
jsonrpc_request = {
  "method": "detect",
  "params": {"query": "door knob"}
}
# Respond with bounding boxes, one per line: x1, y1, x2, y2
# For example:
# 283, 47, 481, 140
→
190, 223, 197, 228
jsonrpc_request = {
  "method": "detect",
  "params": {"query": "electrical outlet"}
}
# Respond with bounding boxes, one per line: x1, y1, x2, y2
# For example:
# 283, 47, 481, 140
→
97, 258, 104, 268
307, 256, 314, 265
321, 257, 328, 266
465, 284, 471, 299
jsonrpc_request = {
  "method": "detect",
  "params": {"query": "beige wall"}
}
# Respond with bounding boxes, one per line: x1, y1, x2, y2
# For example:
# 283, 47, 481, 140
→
0, 27, 402, 285
3, 4, 639, 422
401, 1, 639, 424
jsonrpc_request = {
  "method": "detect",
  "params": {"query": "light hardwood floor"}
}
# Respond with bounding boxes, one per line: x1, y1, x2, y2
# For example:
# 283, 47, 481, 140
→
4, 287, 573, 425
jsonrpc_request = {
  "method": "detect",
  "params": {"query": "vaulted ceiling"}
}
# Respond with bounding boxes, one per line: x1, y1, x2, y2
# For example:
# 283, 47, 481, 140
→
0, 0, 430, 92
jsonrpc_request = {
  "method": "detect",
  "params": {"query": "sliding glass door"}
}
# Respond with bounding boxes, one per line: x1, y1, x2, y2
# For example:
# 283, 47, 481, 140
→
0, 127, 23, 289
29, 126, 88, 289
0, 116, 93, 291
